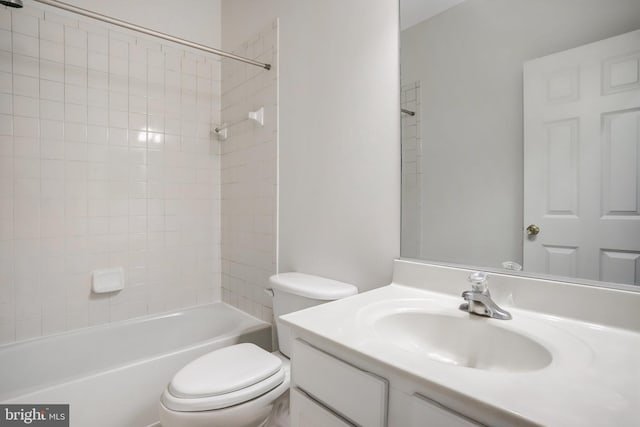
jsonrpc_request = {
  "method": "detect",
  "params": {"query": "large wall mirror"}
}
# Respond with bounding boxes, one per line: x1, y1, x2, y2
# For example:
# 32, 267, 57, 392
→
400, 0, 640, 290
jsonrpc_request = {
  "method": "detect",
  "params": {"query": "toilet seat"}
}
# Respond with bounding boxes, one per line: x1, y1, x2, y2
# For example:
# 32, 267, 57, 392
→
162, 343, 286, 412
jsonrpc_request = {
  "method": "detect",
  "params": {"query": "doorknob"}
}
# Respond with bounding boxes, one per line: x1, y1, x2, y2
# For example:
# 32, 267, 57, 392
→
526, 224, 540, 236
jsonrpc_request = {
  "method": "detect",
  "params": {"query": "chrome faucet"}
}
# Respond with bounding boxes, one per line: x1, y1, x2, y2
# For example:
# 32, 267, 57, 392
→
459, 272, 512, 320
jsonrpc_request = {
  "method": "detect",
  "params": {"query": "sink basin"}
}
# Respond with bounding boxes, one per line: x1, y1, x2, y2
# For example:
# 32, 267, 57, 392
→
374, 311, 552, 372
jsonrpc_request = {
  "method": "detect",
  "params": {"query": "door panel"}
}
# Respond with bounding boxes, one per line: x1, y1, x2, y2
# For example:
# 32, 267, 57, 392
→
524, 29, 640, 286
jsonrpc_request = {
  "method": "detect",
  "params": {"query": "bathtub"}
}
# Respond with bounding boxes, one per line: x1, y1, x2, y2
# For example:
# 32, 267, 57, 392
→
0, 303, 272, 427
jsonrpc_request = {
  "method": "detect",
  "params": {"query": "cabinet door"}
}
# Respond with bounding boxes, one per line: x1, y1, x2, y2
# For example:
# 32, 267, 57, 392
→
291, 388, 356, 427
411, 393, 485, 427
292, 339, 388, 427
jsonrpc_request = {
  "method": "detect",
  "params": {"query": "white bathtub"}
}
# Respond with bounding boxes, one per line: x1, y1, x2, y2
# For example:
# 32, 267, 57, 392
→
0, 303, 272, 427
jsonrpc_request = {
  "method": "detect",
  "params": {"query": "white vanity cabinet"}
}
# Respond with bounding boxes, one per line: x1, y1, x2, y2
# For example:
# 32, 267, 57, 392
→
290, 388, 355, 427
281, 260, 640, 427
290, 339, 388, 427
389, 390, 485, 427
289, 338, 484, 427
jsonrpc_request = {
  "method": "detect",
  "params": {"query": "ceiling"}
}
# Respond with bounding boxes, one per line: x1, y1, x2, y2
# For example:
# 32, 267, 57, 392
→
400, 0, 467, 30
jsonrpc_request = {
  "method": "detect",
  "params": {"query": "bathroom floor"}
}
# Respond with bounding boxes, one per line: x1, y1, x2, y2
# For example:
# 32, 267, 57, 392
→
265, 392, 290, 427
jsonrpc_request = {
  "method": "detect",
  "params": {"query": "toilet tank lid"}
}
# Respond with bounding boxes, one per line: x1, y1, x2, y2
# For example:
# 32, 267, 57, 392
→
269, 272, 358, 300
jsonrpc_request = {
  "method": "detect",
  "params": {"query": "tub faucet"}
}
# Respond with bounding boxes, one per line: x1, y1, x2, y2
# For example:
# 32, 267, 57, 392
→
459, 272, 512, 320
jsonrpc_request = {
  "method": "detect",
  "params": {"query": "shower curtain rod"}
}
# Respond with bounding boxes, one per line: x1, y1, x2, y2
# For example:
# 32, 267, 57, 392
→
32, 0, 272, 70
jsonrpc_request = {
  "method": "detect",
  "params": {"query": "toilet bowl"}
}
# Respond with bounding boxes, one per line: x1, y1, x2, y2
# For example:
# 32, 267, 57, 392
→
159, 273, 358, 427
159, 344, 290, 427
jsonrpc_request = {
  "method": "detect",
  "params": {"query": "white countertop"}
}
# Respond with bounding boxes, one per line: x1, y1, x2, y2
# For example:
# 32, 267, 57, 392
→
281, 282, 640, 427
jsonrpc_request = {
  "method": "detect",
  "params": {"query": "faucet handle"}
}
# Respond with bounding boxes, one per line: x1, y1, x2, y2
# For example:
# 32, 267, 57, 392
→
468, 272, 488, 291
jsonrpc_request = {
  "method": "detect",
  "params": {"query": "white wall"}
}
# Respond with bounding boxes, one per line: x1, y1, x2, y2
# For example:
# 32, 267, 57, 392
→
52, 0, 221, 47
401, 0, 640, 269
222, 0, 401, 293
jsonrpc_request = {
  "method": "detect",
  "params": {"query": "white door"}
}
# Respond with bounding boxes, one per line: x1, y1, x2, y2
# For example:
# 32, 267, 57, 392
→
523, 29, 640, 286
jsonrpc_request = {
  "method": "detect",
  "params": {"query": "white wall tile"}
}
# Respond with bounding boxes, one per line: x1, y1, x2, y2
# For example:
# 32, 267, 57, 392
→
0, 10, 11, 31
13, 54, 38, 78
0, 51, 11, 74
129, 78, 146, 97
88, 52, 108, 72
41, 179, 64, 200
87, 88, 108, 108
109, 38, 128, 59
87, 125, 107, 145
40, 100, 63, 121
41, 139, 64, 160
110, 57, 128, 76
12, 95, 38, 118
65, 27, 86, 49
12, 13, 38, 37
42, 159, 64, 180
88, 70, 108, 90
164, 51, 181, 71
129, 44, 147, 64
65, 46, 87, 68
0, 72, 12, 94
12, 34, 38, 58
13, 75, 38, 98
0, 44, 12, 77
15, 318, 42, 341
0, 114, 13, 135
14, 158, 40, 178
0, 30, 11, 52
0, 93, 12, 115
65, 141, 87, 161
40, 59, 64, 82
40, 80, 63, 101
109, 111, 128, 129
109, 91, 127, 111
40, 20, 64, 43
40, 119, 64, 139
39, 40, 64, 63
220, 23, 276, 319
64, 122, 87, 142
65, 103, 87, 123
87, 106, 108, 126
66, 85, 87, 105
0, 135, 12, 157
88, 33, 108, 54
1, 4, 221, 345
65, 65, 87, 87
14, 142, 38, 164
109, 73, 127, 93
13, 116, 38, 137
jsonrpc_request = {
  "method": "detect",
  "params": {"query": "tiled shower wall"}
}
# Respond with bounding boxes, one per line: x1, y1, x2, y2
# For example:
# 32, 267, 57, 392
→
0, 6, 221, 344
401, 82, 421, 259
221, 21, 277, 324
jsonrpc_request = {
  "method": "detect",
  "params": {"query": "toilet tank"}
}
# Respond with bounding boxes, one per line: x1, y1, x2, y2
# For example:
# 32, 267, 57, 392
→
269, 272, 358, 357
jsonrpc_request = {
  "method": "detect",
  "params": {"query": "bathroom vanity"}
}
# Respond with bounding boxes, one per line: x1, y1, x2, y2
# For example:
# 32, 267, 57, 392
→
280, 260, 640, 427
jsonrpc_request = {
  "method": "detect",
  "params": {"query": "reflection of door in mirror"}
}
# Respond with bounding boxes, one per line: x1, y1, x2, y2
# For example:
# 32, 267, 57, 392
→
524, 30, 640, 286
400, 0, 640, 290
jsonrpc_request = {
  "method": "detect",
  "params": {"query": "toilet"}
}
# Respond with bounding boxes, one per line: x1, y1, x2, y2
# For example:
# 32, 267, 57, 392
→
159, 272, 358, 427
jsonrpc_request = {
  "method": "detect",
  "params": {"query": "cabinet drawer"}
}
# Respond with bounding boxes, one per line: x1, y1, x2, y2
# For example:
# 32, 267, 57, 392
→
292, 339, 388, 427
412, 393, 485, 427
291, 388, 355, 427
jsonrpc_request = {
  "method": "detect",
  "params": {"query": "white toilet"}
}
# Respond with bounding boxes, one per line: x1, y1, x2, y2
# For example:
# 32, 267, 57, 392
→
159, 272, 358, 427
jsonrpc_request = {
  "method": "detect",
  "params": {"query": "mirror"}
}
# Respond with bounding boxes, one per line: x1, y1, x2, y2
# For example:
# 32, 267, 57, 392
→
400, 0, 640, 290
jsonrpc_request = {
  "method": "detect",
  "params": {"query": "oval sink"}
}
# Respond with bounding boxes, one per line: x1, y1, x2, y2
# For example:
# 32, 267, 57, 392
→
374, 312, 552, 372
